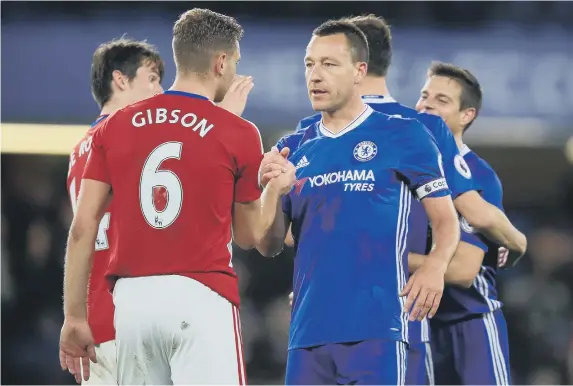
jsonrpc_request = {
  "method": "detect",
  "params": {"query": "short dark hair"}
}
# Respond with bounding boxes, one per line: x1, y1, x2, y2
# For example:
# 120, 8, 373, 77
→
312, 20, 369, 64
173, 8, 244, 74
91, 38, 164, 109
428, 61, 483, 131
342, 15, 392, 77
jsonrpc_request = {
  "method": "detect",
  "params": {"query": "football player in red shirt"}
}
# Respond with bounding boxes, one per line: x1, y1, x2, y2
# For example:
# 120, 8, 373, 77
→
59, 8, 272, 385
64, 38, 165, 384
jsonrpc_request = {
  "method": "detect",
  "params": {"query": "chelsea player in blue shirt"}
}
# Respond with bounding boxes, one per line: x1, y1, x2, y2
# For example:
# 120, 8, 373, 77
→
286, 14, 527, 385
411, 62, 516, 385
256, 20, 460, 385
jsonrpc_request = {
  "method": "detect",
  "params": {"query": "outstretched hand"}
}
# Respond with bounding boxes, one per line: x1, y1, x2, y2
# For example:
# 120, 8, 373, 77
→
59, 318, 97, 382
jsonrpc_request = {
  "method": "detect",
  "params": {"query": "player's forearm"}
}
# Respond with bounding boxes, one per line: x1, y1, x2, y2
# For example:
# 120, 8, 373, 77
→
409, 251, 475, 288
256, 185, 288, 257
408, 252, 426, 273
426, 214, 460, 271
63, 223, 97, 320
455, 193, 526, 254
480, 206, 527, 254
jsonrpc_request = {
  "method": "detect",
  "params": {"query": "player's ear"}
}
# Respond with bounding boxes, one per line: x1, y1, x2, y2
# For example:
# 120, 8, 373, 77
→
111, 70, 129, 92
460, 107, 476, 128
214, 52, 227, 78
354, 61, 367, 84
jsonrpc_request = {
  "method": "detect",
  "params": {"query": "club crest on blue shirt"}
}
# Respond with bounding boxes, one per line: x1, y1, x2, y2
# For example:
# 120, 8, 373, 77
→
460, 216, 476, 234
353, 141, 377, 162
454, 154, 472, 179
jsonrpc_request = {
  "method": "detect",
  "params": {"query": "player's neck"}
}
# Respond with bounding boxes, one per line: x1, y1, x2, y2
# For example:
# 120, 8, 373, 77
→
170, 75, 216, 101
357, 75, 391, 98
454, 133, 465, 151
321, 95, 367, 134
100, 99, 126, 116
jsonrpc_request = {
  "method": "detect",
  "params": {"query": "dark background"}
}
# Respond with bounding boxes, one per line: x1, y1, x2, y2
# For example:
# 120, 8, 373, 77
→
2, 1, 573, 384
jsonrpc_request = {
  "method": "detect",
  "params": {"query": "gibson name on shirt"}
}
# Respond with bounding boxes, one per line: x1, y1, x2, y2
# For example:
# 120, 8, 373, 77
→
132, 108, 215, 138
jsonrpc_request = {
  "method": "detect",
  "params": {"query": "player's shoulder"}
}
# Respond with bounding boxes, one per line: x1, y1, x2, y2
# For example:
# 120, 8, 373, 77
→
369, 110, 430, 137
295, 113, 321, 131
68, 118, 107, 183
236, 117, 263, 151
72, 115, 109, 156
226, 113, 261, 134
369, 100, 446, 135
415, 111, 446, 130
277, 122, 317, 153
463, 147, 501, 186
374, 101, 418, 119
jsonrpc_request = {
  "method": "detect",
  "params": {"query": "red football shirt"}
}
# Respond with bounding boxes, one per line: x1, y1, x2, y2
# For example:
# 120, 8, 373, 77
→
82, 91, 263, 307
66, 115, 115, 345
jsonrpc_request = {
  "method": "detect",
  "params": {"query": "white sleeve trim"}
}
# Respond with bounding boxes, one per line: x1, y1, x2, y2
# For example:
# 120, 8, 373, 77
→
416, 178, 449, 199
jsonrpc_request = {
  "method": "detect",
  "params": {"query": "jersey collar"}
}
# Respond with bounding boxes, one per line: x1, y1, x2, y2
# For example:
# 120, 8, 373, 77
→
319, 104, 374, 139
164, 90, 209, 100
361, 95, 396, 104
460, 143, 471, 156
91, 114, 109, 127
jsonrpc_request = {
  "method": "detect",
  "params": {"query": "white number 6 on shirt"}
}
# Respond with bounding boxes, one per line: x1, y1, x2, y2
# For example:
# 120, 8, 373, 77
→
140, 142, 183, 229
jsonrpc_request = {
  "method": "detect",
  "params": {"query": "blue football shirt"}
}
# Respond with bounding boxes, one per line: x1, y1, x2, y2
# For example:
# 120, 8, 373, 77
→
278, 105, 451, 349
293, 95, 478, 344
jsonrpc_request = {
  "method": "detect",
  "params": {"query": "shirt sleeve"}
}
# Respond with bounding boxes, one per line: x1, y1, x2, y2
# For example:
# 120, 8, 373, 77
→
234, 120, 264, 203
294, 119, 304, 131
396, 120, 452, 200
432, 118, 479, 198
83, 122, 111, 185
276, 133, 302, 157
459, 164, 504, 252
460, 216, 489, 252
276, 136, 288, 152
481, 172, 504, 211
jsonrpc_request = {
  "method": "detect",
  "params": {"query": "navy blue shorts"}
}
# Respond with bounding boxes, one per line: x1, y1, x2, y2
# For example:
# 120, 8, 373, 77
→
286, 339, 408, 385
406, 342, 434, 385
430, 309, 511, 385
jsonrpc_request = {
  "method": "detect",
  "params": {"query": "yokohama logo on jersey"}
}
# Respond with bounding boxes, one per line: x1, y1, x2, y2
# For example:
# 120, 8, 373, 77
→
296, 169, 376, 194
308, 169, 375, 187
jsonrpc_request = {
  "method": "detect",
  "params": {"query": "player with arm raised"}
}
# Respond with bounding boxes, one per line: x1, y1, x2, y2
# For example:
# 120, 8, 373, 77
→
281, 14, 526, 385
258, 20, 460, 385
411, 62, 512, 385
59, 9, 267, 385
63, 38, 165, 385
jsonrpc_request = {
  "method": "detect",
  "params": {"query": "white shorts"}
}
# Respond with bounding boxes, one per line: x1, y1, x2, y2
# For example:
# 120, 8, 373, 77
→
113, 275, 246, 385
81, 340, 117, 385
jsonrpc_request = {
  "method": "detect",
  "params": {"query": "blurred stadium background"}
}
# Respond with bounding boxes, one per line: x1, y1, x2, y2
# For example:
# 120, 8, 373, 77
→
1, 1, 573, 384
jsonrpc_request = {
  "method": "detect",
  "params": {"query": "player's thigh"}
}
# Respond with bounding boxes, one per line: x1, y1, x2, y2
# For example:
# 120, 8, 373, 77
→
456, 311, 511, 385
169, 281, 246, 385
81, 340, 117, 385
406, 342, 431, 386
285, 346, 335, 385
113, 278, 172, 385
333, 340, 408, 385
429, 322, 459, 385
